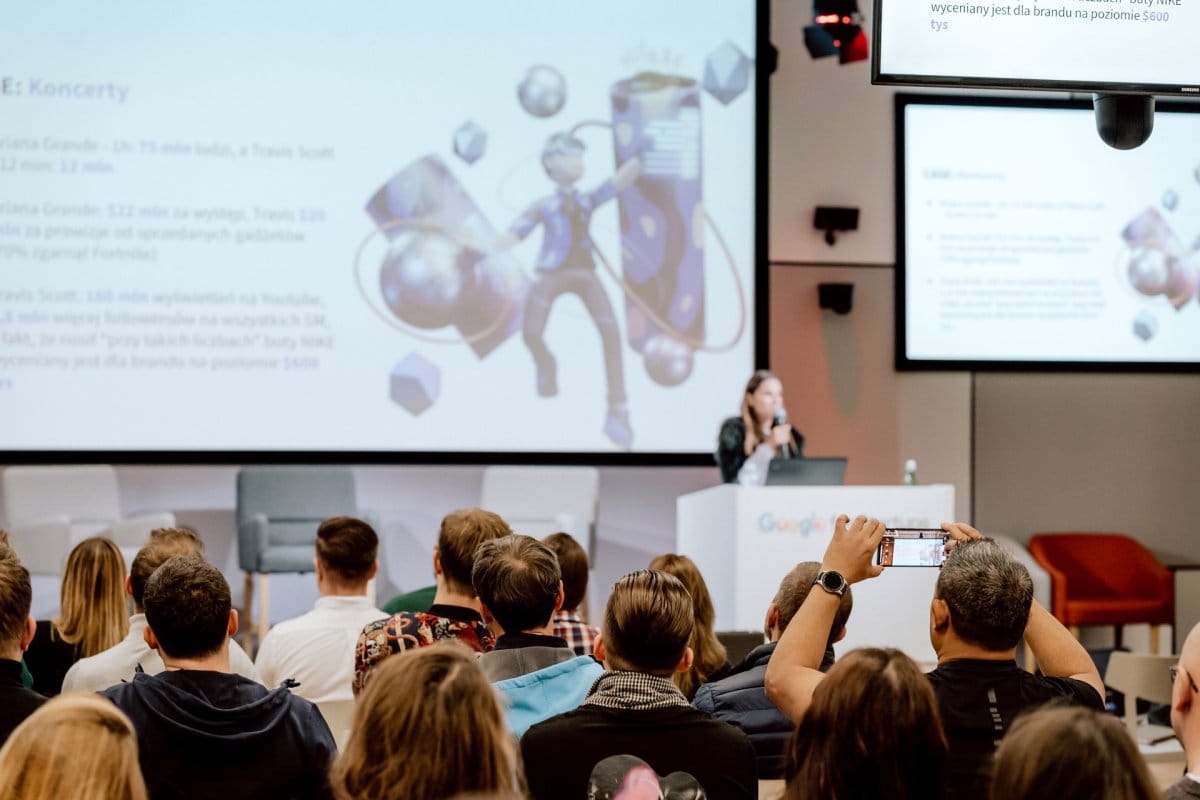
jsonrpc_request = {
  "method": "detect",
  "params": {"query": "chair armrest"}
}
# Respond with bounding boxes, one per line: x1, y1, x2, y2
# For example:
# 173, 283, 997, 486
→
6, 516, 71, 574
1030, 548, 1072, 621
103, 513, 177, 549
238, 512, 271, 573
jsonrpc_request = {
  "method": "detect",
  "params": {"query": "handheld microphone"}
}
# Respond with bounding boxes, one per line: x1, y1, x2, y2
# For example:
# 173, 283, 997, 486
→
774, 408, 792, 458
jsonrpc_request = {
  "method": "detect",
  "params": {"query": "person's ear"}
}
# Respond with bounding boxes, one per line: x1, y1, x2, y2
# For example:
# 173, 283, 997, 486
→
675, 646, 695, 674
930, 598, 951, 633
479, 602, 495, 626
124, 574, 134, 599
554, 581, 565, 614
832, 625, 847, 644
144, 625, 160, 652
368, 561, 379, 580
432, 547, 443, 577
227, 609, 239, 638
19, 616, 35, 652
593, 632, 607, 665
765, 603, 780, 637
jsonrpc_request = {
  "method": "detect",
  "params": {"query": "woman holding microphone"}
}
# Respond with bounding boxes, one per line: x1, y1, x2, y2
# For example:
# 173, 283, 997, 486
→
716, 369, 804, 484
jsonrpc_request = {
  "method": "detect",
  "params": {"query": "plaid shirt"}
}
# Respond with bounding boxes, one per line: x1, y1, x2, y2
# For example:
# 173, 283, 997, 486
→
552, 610, 599, 658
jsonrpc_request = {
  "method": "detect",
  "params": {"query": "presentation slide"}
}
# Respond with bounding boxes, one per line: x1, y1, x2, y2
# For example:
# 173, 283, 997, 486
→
901, 99, 1200, 366
875, 0, 1199, 92
0, 2, 759, 455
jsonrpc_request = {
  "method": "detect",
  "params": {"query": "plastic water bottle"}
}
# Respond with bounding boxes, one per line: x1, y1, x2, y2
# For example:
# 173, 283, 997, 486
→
903, 459, 918, 486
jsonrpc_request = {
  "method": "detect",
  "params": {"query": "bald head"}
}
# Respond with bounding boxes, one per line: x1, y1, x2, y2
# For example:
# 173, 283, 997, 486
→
1171, 621, 1200, 768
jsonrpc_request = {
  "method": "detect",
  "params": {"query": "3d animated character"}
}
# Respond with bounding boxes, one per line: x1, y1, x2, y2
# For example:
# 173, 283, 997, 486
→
496, 132, 642, 449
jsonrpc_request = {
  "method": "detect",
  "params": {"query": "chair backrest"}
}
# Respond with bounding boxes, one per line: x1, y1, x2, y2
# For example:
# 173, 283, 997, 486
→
1104, 651, 1176, 734
1028, 532, 1170, 597
237, 468, 358, 524
3, 465, 121, 526
315, 698, 357, 752
480, 466, 599, 541
716, 630, 767, 666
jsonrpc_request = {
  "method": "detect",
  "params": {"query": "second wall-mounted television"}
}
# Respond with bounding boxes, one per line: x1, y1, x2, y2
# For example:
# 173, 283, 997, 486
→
873, 0, 1199, 96
897, 95, 1200, 371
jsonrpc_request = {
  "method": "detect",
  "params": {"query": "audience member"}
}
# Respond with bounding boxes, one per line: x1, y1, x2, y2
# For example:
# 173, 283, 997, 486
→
1168, 620, 1200, 800
991, 704, 1160, 800
0, 692, 148, 800
648, 553, 731, 699
693, 561, 852, 777
0, 538, 44, 745
24, 536, 128, 696
765, 517, 1105, 800
103, 555, 336, 800
354, 508, 507, 694
330, 645, 523, 800
543, 532, 599, 657
472, 534, 602, 734
255, 516, 386, 701
785, 647, 947, 800
63, 527, 259, 691
521, 569, 757, 800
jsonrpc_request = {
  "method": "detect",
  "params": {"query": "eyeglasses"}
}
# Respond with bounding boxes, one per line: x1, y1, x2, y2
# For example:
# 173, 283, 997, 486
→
1170, 665, 1199, 693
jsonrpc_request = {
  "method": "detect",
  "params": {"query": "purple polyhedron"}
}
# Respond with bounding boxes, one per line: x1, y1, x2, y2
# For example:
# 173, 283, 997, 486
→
453, 121, 487, 165
703, 41, 750, 105
389, 352, 441, 415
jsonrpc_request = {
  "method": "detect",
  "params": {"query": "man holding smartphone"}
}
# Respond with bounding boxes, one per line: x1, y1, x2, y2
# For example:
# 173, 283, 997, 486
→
765, 516, 1104, 800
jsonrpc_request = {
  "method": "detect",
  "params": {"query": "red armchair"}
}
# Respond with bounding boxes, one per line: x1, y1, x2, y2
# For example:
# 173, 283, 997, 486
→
1028, 532, 1173, 653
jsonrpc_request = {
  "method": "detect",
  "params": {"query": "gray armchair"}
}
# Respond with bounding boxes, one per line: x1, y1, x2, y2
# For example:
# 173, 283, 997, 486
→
237, 467, 359, 651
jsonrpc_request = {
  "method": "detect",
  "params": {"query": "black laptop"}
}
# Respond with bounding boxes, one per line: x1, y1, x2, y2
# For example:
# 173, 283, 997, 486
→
764, 457, 848, 486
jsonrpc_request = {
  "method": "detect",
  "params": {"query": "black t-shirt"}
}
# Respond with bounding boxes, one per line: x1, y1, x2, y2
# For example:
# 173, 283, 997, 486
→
0, 659, 46, 746
925, 658, 1104, 799
521, 704, 757, 800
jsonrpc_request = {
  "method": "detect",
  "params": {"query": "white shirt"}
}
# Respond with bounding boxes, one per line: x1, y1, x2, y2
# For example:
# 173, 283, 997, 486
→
254, 595, 387, 703
62, 614, 261, 692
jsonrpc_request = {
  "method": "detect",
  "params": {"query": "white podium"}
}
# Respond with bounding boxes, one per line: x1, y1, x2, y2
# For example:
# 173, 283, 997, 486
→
676, 484, 955, 664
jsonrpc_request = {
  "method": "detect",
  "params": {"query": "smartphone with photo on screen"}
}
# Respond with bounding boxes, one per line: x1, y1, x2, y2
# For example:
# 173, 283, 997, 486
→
875, 529, 949, 567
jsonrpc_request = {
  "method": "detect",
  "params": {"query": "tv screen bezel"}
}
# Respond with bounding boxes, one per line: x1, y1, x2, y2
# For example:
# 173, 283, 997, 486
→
893, 93, 1200, 374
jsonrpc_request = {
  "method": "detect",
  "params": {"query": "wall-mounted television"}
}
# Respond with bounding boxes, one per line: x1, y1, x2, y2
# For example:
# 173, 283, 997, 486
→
873, 1, 1199, 96
896, 95, 1200, 371
0, 1, 767, 463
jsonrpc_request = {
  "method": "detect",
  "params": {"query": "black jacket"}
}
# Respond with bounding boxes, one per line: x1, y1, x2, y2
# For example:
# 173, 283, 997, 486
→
0, 658, 46, 747
715, 417, 805, 483
103, 670, 336, 800
692, 641, 834, 778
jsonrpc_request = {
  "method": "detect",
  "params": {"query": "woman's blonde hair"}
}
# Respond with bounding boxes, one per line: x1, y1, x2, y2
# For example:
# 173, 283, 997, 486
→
990, 705, 1161, 800
647, 553, 727, 699
330, 644, 522, 800
52, 537, 128, 657
0, 692, 147, 800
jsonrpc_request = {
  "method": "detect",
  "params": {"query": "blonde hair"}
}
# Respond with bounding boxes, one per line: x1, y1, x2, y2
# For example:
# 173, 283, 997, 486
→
0, 692, 147, 800
990, 705, 1160, 800
52, 537, 128, 657
330, 645, 522, 800
647, 554, 726, 699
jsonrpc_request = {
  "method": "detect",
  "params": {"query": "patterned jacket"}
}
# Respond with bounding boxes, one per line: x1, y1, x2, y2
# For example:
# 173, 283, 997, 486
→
353, 604, 494, 695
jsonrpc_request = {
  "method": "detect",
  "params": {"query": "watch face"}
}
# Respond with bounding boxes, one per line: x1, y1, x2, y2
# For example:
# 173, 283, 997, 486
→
819, 571, 846, 593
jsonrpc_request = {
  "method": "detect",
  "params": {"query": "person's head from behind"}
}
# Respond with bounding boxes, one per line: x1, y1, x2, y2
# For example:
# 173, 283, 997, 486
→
647, 554, 724, 696
785, 647, 946, 800
932, 538, 1032, 655
742, 369, 783, 433
0, 692, 147, 800
596, 569, 694, 678
471, 535, 562, 637
315, 516, 379, 593
0, 540, 35, 661
542, 532, 589, 615
1171, 620, 1200, 752
330, 645, 519, 800
541, 132, 585, 186
435, 508, 512, 598
990, 705, 1159, 800
769, 561, 853, 646
56, 536, 128, 657
143, 555, 233, 662
129, 527, 205, 613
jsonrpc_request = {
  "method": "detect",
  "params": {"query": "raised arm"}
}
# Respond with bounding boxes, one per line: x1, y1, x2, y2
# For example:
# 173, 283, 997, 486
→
1024, 599, 1105, 699
765, 515, 885, 723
